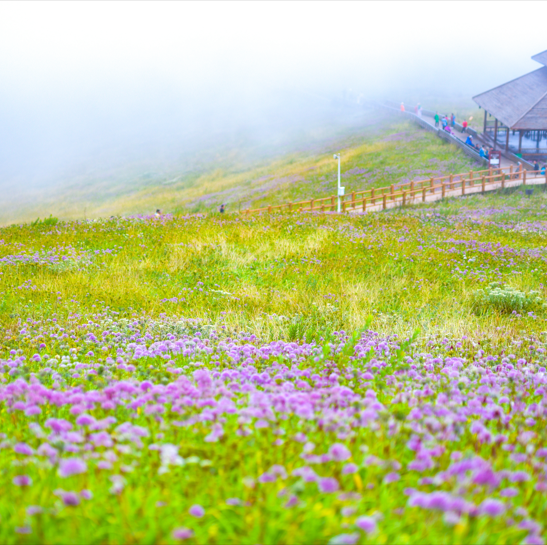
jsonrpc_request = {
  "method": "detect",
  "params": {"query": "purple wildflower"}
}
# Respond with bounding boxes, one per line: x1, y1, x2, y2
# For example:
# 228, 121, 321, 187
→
58, 458, 87, 478
355, 516, 377, 534
329, 443, 351, 461
342, 463, 358, 475
14, 443, 33, 456
479, 498, 505, 517
12, 475, 32, 487
61, 492, 81, 506
189, 504, 204, 517
172, 528, 194, 540
318, 477, 339, 493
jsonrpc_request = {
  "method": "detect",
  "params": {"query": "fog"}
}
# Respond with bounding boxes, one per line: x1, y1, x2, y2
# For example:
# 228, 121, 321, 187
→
1, 1, 546, 203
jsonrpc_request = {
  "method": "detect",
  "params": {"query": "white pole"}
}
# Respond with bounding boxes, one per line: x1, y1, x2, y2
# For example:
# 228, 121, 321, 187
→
338, 154, 341, 213
334, 153, 342, 213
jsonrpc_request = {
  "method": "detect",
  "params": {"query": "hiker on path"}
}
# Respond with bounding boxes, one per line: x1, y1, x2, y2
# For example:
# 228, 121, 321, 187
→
451, 113, 455, 127
155, 209, 161, 218
465, 135, 473, 146
534, 161, 539, 173
219, 204, 225, 214
442, 116, 448, 129
400, 103, 405, 112
434, 112, 440, 127
462, 119, 468, 133
479, 146, 487, 159
417, 103, 422, 117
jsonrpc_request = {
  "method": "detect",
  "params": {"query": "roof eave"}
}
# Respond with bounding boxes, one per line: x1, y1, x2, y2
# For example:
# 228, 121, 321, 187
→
472, 97, 514, 127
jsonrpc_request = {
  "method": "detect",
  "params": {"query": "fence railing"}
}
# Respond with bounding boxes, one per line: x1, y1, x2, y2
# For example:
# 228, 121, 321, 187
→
242, 164, 547, 215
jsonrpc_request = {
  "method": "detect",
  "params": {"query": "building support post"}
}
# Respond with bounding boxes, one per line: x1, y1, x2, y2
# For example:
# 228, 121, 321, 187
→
505, 128, 510, 153
494, 118, 498, 149
483, 109, 488, 134
519, 130, 523, 154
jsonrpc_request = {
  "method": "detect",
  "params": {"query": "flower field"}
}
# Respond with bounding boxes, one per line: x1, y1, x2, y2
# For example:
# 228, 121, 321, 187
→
1, 186, 547, 544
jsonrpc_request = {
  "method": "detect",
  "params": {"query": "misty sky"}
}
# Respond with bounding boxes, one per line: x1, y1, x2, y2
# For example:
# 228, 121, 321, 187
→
1, 1, 547, 187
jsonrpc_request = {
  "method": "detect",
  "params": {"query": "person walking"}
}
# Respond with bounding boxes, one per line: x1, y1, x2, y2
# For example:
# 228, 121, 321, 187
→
400, 102, 405, 112
451, 113, 455, 127
434, 112, 440, 127
219, 204, 225, 213
533, 161, 540, 173
461, 119, 468, 133
465, 135, 473, 146
417, 103, 422, 117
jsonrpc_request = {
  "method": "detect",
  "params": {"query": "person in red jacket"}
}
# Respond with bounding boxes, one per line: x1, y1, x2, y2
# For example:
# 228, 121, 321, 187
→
400, 102, 405, 112
461, 119, 468, 133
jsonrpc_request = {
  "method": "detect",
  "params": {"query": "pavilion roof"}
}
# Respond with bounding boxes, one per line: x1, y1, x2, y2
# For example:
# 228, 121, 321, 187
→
532, 50, 547, 67
472, 67, 547, 130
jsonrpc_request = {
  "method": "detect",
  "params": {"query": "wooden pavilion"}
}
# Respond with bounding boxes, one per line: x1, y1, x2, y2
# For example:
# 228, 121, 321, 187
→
473, 50, 547, 157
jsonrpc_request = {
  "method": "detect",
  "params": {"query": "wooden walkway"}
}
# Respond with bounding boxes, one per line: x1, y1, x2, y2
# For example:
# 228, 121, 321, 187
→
243, 165, 546, 216
347, 171, 546, 214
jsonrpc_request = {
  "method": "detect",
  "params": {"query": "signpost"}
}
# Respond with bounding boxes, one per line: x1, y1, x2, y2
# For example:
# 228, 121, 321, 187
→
489, 150, 501, 168
333, 153, 344, 213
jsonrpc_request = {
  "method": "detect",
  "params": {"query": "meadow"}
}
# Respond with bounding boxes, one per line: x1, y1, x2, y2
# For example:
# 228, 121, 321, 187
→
1, 181, 547, 544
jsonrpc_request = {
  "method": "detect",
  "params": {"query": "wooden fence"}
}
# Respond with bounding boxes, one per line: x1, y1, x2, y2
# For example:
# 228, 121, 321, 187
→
242, 164, 547, 215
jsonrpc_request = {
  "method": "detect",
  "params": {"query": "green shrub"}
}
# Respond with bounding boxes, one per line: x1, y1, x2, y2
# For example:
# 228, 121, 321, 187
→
472, 282, 545, 314
31, 215, 59, 226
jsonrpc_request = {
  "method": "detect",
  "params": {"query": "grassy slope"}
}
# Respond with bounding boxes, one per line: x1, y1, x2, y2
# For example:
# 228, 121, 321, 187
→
1, 188, 547, 543
2, 185, 547, 349
1, 110, 482, 225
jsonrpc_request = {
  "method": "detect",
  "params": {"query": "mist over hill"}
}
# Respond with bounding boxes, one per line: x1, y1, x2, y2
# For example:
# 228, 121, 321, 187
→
1, 2, 547, 224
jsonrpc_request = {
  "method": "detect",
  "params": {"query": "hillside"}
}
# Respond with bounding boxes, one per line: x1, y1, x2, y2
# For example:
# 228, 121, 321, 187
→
0, 186, 546, 543
1, 107, 482, 225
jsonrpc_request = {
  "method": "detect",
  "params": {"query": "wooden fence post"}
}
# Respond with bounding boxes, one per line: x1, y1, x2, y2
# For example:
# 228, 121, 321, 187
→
519, 163, 523, 181
382, 194, 387, 210
501, 173, 505, 189
442, 183, 446, 199
410, 181, 414, 192
390, 184, 394, 200
430, 177, 434, 194
342, 201, 346, 213
289, 203, 293, 211
331, 196, 335, 210
371, 188, 375, 204
509, 165, 513, 180
310, 199, 314, 210
403, 191, 407, 206
523, 170, 527, 185
422, 188, 426, 202
482, 176, 486, 193
352, 191, 356, 204
449, 174, 453, 190
461, 179, 466, 195
362, 199, 367, 212
321, 205, 325, 212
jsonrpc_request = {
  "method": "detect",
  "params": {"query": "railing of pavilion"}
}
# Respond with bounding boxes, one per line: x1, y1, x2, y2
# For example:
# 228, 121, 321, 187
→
242, 165, 547, 215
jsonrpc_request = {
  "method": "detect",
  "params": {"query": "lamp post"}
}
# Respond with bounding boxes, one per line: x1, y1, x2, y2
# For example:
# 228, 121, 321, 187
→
333, 153, 344, 212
